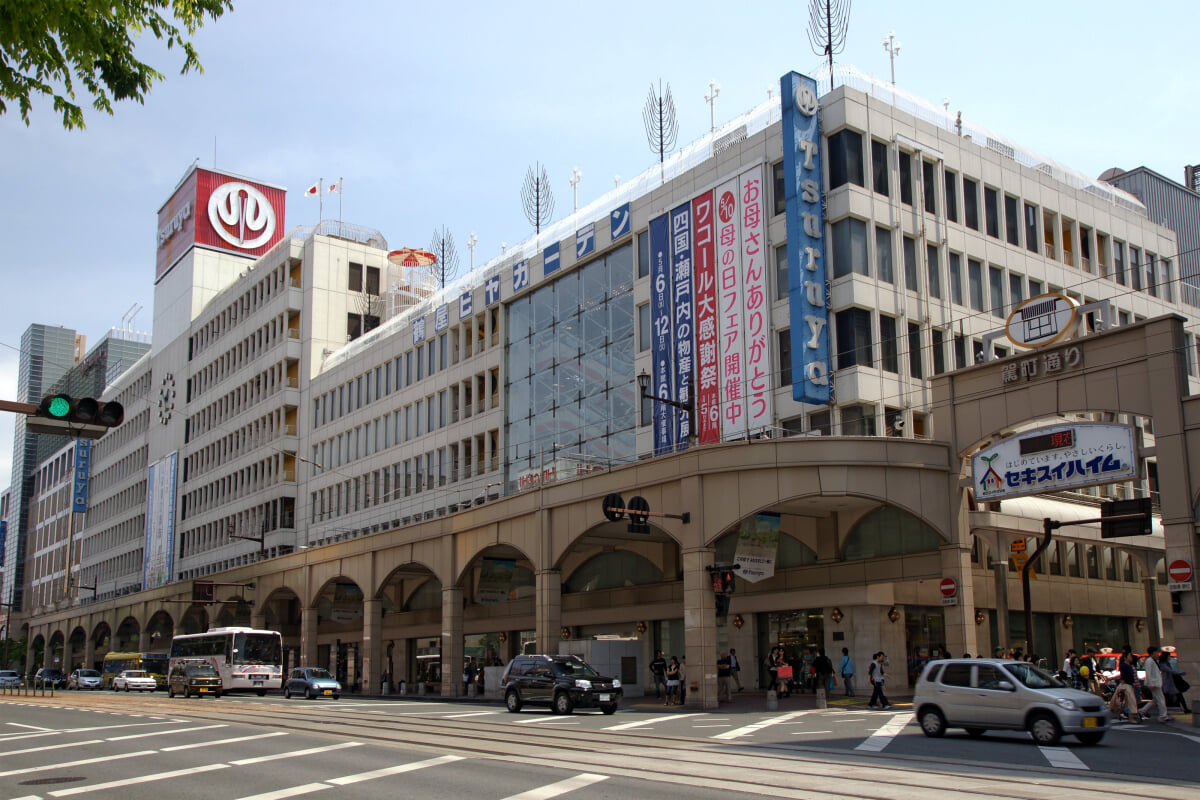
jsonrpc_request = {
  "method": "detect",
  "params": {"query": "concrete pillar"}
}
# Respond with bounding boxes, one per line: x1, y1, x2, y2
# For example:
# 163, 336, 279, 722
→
138, 628, 151, 652
535, 569, 561, 655
940, 541, 977, 658
84, 627, 96, 672
441, 586, 463, 697
392, 638, 410, 689
682, 547, 717, 710
1143, 577, 1162, 648
993, 556, 1011, 655
251, 610, 267, 631
300, 606, 317, 668
362, 598, 382, 695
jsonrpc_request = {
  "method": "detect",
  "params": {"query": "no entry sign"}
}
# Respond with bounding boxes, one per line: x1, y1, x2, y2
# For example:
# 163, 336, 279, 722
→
940, 578, 957, 597
1168, 559, 1193, 592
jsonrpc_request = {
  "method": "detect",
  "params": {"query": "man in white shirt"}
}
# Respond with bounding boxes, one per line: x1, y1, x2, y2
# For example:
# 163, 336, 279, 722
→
1140, 646, 1170, 723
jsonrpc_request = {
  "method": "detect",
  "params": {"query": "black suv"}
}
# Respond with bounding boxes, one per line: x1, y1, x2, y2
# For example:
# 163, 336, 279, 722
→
34, 668, 68, 689
501, 654, 621, 715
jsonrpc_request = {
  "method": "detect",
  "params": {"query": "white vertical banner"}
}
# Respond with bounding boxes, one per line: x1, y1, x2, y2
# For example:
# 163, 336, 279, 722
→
739, 165, 773, 435
143, 451, 178, 590
716, 178, 748, 441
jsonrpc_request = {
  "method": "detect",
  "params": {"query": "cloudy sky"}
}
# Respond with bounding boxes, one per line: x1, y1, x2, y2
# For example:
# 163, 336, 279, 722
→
0, 0, 1194, 490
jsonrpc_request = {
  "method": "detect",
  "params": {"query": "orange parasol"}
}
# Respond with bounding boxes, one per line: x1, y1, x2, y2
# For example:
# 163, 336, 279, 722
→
387, 248, 438, 267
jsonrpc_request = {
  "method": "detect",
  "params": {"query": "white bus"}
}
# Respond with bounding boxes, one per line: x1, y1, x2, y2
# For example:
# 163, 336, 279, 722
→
169, 627, 284, 695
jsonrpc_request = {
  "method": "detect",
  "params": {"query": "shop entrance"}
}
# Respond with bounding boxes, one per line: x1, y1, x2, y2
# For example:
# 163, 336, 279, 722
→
757, 609, 824, 692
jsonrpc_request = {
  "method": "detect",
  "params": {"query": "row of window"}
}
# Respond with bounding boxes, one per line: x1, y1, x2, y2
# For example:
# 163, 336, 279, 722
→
81, 514, 144, 562
186, 361, 292, 442
189, 260, 296, 363
186, 409, 289, 485
188, 314, 292, 406
180, 452, 292, 520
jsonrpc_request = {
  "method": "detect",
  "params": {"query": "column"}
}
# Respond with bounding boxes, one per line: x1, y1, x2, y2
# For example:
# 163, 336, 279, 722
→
940, 540, 978, 658
251, 610, 267, 631
300, 606, 317, 668
992, 539, 1010, 655
535, 569, 561, 655
84, 628, 96, 672
682, 547, 717, 710
441, 586, 463, 697
138, 627, 151, 652
1143, 577, 1162, 648
362, 598, 382, 695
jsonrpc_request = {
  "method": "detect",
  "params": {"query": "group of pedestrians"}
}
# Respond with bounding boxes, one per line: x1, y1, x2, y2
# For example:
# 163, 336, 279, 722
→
649, 650, 689, 706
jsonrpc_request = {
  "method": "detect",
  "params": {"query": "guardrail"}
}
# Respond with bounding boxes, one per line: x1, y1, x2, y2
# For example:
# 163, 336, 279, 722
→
1, 679, 56, 697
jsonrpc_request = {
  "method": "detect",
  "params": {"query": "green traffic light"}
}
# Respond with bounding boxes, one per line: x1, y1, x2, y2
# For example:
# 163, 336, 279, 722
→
47, 396, 71, 418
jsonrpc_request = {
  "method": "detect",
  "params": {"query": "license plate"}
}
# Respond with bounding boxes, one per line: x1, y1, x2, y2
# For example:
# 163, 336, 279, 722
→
198, 688, 209, 693
598, 694, 611, 702
323, 689, 333, 695
253, 680, 263, 686
1082, 717, 1099, 728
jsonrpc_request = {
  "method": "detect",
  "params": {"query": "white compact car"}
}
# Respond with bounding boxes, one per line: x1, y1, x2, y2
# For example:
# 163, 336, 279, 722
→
112, 670, 158, 692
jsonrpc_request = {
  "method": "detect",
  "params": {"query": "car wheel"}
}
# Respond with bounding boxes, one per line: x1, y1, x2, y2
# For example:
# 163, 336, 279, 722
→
505, 690, 523, 713
919, 708, 947, 738
964, 727, 986, 738
257, 689, 267, 697
213, 691, 221, 699
333, 694, 340, 700
168, 685, 175, 698
284, 686, 291, 699
1027, 712, 1062, 746
306, 687, 316, 700
1075, 731, 1104, 745
601, 703, 618, 715
124, 685, 130, 692
553, 691, 574, 716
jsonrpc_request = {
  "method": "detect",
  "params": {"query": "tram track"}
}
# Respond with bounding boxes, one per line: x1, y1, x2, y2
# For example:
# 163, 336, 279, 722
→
7, 693, 1180, 800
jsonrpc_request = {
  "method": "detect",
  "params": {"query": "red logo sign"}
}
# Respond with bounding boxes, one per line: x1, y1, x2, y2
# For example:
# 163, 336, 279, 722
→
718, 190, 736, 223
1168, 560, 1193, 583
940, 577, 957, 597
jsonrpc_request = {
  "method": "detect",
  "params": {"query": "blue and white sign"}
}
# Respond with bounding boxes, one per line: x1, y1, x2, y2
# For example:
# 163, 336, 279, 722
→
413, 316, 426, 344
513, 259, 529, 292
972, 424, 1137, 501
611, 202, 631, 240
459, 290, 473, 320
72, 438, 91, 513
543, 242, 561, 276
576, 223, 595, 259
485, 274, 501, 306
781, 71, 830, 405
649, 213, 674, 456
435, 303, 449, 332
670, 202, 694, 450
143, 451, 178, 590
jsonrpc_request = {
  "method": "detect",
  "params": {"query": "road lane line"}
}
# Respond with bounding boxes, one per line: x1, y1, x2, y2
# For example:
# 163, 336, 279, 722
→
107, 724, 227, 741
713, 710, 813, 740
231, 741, 362, 765
6, 723, 52, 731
1039, 746, 1089, 770
499, 773, 609, 800
162, 732, 288, 751
605, 713, 704, 731
0, 739, 103, 757
234, 783, 328, 800
327, 755, 465, 785
0, 750, 156, 778
790, 730, 833, 735
440, 711, 500, 718
50, 762, 228, 797
513, 716, 582, 724
854, 711, 913, 751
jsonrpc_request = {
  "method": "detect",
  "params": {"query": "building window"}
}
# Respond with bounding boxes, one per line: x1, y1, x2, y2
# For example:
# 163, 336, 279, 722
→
968, 258, 985, 312
880, 315, 899, 373
840, 404, 877, 436
931, 329, 946, 375
872, 140, 889, 197
1004, 195, 1019, 246
903, 236, 918, 291
842, 508, 943, 560
1028, 278, 1043, 297
1086, 545, 1100, 579
898, 151, 913, 206
772, 160, 786, 216
835, 308, 873, 369
984, 186, 1000, 238
637, 303, 650, 352
1009, 273, 1024, 307
637, 230, 649, 279
962, 178, 979, 230
827, 129, 865, 189
809, 410, 831, 436
832, 218, 868, 278
1113, 240, 1125, 285
775, 243, 788, 301
949, 252, 963, 306
926, 244, 941, 299
1146, 252, 1157, 297
1024, 202, 1039, 254
778, 329, 792, 386
349, 262, 363, 291
908, 322, 923, 379
875, 226, 894, 284
989, 265, 1005, 318
366, 266, 380, 295
944, 169, 958, 222
922, 161, 936, 214
1129, 246, 1142, 291
954, 334, 967, 369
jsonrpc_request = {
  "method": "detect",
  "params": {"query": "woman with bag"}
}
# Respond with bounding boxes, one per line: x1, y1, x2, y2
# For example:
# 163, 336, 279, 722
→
1160, 649, 1189, 713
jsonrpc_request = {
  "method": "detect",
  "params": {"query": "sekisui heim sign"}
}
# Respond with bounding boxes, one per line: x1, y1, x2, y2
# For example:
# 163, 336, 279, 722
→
972, 423, 1137, 501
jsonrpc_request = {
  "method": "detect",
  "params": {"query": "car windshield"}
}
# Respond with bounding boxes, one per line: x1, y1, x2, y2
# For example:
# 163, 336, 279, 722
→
1003, 662, 1064, 689
125, 671, 148, 678
1094, 655, 1118, 671
78, 670, 100, 677
306, 669, 334, 680
186, 665, 218, 677
235, 633, 282, 666
0, 671, 18, 678
551, 659, 600, 678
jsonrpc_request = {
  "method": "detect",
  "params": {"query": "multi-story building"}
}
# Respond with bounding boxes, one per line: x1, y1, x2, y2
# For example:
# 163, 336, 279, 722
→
14, 66, 1200, 706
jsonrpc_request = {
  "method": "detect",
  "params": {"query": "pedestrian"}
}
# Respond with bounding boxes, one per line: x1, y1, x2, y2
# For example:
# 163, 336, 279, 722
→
766, 646, 781, 693
813, 648, 834, 695
649, 650, 667, 699
665, 656, 681, 706
729, 648, 743, 691
463, 657, 475, 696
868, 651, 891, 709
1139, 646, 1170, 723
1060, 649, 1076, 680
679, 656, 687, 704
802, 647, 817, 693
1159, 649, 1189, 713
839, 647, 856, 697
717, 651, 733, 703
1110, 650, 1140, 723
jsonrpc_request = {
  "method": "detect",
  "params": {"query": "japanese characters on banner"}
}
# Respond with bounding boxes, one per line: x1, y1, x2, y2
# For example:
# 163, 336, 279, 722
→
739, 166, 773, 434
459, 290, 473, 320
716, 178, 748, 441
576, 223, 595, 259
781, 71, 831, 404
692, 191, 720, 445
670, 202, 695, 449
649, 213, 675, 455
544, 242, 561, 276
485, 274, 501, 306
972, 424, 1137, 501
435, 304, 449, 332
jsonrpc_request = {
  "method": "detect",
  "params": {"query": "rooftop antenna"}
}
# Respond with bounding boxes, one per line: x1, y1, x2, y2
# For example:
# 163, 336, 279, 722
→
643, 80, 678, 184
428, 226, 461, 289
128, 304, 143, 331
806, 0, 851, 93
120, 302, 138, 331
704, 79, 721, 134
521, 162, 554, 245
882, 30, 901, 85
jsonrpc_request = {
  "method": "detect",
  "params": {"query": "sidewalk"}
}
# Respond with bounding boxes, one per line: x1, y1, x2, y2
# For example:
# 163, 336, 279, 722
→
626, 688, 913, 713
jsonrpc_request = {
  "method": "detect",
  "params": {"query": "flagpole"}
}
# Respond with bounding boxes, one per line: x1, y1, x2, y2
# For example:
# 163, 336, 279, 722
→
319, 178, 324, 222
338, 176, 343, 231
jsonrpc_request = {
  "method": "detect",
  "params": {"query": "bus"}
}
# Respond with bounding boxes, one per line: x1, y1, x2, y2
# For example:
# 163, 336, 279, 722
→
169, 627, 284, 695
101, 652, 170, 689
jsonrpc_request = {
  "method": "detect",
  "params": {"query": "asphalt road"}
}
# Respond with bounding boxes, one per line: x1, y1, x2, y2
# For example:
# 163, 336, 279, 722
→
1, 691, 1197, 800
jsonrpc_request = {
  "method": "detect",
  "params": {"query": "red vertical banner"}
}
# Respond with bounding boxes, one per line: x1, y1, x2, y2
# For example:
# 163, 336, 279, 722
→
692, 190, 720, 445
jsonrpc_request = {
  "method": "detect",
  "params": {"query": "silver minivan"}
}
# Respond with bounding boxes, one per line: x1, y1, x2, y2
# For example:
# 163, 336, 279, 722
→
913, 658, 1111, 746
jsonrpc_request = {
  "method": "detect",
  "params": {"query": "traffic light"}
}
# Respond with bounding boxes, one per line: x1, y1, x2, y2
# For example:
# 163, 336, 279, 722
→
26, 394, 124, 439
1100, 497, 1153, 538
715, 594, 731, 617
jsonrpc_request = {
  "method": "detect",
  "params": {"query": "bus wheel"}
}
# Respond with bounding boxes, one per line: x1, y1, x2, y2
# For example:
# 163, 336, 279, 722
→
257, 689, 267, 697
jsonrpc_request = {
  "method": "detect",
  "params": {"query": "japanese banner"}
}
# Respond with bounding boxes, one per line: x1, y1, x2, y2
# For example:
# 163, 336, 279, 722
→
715, 178, 747, 441
670, 201, 694, 450
649, 213, 675, 455
692, 190, 720, 445
972, 424, 1136, 501
740, 166, 773, 434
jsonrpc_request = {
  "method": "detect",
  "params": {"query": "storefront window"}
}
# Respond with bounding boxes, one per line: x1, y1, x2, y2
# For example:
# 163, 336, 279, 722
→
904, 606, 946, 684
563, 551, 663, 593
843, 506, 942, 560
757, 610, 824, 690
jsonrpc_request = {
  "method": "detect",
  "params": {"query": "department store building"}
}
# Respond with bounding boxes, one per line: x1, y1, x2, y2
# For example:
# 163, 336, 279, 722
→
14, 67, 1200, 709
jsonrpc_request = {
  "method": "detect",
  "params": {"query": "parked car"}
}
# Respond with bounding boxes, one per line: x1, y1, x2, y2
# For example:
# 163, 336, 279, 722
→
68, 669, 103, 690
913, 658, 1111, 746
34, 668, 68, 689
284, 667, 341, 700
0, 670, 20, 689
112, 669, 158, 692
501, 654, 621, 715
168, 662, 222, 698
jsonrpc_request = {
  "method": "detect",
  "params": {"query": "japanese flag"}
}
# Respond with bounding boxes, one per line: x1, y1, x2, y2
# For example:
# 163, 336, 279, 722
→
328, 181, 340, 194
304, 181, 320, 197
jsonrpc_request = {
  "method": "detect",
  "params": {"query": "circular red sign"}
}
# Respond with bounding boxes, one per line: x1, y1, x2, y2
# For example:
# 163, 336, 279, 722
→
940, 577, 957, 597
1168, 560, 1193, 582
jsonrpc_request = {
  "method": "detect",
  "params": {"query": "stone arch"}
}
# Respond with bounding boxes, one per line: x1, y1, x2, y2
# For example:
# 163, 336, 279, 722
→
375, 562, 440, 616
67, 626, 87, 671
710, 522, 818, 571
91, 620, 111, 652
456, 543, 536, 605
179, 605, 208, 635
261, 587, 302, 634
312, 576, 365, 628
840, 505, 946, 560
46, 629, 66, 669
113, 616, 140, 651
555, 518, 682, 588
145, 610, 174, 651
215, 594, 253, 628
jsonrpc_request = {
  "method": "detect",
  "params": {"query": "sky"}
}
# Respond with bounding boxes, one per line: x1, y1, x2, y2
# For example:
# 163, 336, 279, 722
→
0, 0, 1194, 491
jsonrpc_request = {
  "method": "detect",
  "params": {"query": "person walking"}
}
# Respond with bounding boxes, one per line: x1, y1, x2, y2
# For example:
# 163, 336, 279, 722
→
1160, 649, 1189, 713
813, 648, 834, 696
766, 646, 781, 693
649, 650, 667, 700
838, 647, 856, 697
1139, 646, 1170, 723
665, 656, 681, 706
717, 651, 733, 703
729, 648, 743, 691
1110, 650, 1140, 723
868, 651, 891, 709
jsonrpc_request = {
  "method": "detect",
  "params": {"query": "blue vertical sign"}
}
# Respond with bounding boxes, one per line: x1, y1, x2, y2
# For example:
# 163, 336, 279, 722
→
485, 274, 501, 306
670, 202, 694, 450
649, 213, 675, 456
459, 290, 473, 320
611, 203, 631, 240
781, 71, 830, 404
72, 438, 91, 513
543, 242, 561, 276
513, 259, 529, 292
576, 223, 595, 259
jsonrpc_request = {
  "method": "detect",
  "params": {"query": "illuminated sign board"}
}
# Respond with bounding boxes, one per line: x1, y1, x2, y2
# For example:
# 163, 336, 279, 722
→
973, 424, 1136, 501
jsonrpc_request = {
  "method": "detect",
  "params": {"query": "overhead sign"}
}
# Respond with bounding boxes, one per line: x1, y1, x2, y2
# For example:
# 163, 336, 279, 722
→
973, 423, 1137, 501
1168, 559, 1193, 592
1005, 293, 1079, 349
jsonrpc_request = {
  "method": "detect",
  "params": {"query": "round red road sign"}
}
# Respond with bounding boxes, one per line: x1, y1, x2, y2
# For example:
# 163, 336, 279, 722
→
1168, 560, 1193, 583
940, 577, 957, 597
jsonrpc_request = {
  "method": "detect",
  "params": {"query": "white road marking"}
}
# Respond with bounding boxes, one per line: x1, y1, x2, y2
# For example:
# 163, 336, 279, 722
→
439, 711, 500, 718
0, 720, 183, 741
162, 732, 289, 751
1039, 745, 1089, 770
605, 713, 704, 731
790, 730, 833, 735
50, 762, 228, 797
691, 724, 733, 728
0, 739, 104, 757
233, 755, 465, 800
713, 710, 814, 740
231, 741, 362, 766
854, 712, 913, 751
234, 783, 328, 800
0, 750, 156, 778
5, 723, 52, 731
107, 724, 227, 741
513, 716, 582, 724
499, 773, 609, 800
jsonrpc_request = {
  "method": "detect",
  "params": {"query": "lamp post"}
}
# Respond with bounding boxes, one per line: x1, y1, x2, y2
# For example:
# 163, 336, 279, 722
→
569, 167, 582, 214
467, 232, 478, 271
704, 79, 720, 133
637, 369, 694, 415
882, 31, 901, 84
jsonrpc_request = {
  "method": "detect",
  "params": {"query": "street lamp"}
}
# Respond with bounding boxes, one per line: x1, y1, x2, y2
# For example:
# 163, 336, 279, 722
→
467, 232, 478, 271
637, 369, 693, 415
569, 167, 582, 214
882, 31, 901, 84
705, 79, 721, 133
